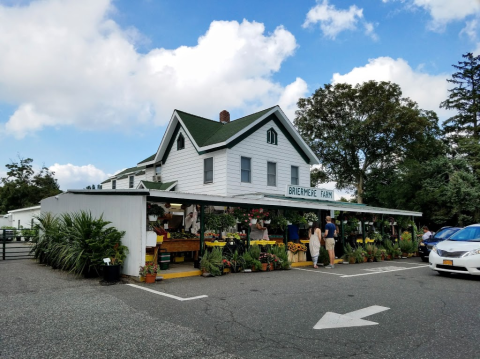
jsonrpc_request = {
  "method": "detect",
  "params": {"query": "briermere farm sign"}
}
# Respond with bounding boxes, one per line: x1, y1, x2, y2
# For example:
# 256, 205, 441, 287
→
285, 185, 334, 201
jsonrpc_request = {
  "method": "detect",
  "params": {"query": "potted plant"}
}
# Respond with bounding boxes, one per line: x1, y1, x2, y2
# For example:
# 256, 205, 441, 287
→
287, 241, 299, 263
304, 212, 318, 226
139, 262, 159, 283
259, 252, 271, 271
342, 243, 356, 264
263, 211, 271, 224
199, 247, 223, 276
147, 203, 165, 221
102, 243, 129, 282
249, 209, 264, 224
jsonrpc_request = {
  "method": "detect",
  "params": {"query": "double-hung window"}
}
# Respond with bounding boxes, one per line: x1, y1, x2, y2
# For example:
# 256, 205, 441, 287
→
204, 157, 213, 184
112, 180, 116, 189
129, 175, 134, 189
267, 162, 276, 186
241, 157, 251, 183
291, 166, 299, 185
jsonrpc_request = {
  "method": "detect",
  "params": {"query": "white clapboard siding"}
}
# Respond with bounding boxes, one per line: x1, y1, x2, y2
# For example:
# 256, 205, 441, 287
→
161, 129, 228, 196
144, 167, 156, 181
226, 120, 310, 196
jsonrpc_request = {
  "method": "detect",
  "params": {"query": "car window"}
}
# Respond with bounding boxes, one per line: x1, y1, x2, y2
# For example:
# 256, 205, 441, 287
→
434, 228, 459, 240
449, 227, 480, 241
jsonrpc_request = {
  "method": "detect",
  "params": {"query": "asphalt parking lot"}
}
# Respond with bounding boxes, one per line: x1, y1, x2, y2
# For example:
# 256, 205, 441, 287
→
1, 258, 479, 359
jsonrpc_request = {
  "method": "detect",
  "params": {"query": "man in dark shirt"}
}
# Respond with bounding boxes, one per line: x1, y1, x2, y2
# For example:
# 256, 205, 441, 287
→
323, 216, 337, 269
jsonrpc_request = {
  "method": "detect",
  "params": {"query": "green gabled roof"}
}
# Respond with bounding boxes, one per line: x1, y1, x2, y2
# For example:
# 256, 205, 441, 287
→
141, 181, 177, 190
138, 154, 155, 164
176, 106, 276, 147
101, 178, 111, 184
176, 111, 223, 147
115, 165, 145, 176
135, 170, 145, 175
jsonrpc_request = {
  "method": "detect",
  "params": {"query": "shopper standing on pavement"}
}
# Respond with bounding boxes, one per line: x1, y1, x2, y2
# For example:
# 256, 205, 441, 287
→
324, 216, 337, 269
422, 226, 432, 241
308, 222, 321, 269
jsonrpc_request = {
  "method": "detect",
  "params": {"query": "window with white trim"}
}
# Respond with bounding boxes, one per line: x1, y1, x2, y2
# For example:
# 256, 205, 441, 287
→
267, 162, 276, 186
129, 175, 134, 189
204, 157, 213, 184
112, 180, 116, 189
267, 128, 277, 145
241, 157, 251, 183
291, 166, 299, 185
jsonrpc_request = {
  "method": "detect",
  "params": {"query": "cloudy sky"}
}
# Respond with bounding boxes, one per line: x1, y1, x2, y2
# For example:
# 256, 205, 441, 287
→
0, 0, 479, 191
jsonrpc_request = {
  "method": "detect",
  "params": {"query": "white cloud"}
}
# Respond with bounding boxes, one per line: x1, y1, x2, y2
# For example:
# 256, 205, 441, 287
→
49, 163, 108, 190
460, 19, 478, 41
303, 0, 377, 40
0, 0, 303, 138
331, 57, 452, 120
277, 78, 309, 121
412, 0, 480, 30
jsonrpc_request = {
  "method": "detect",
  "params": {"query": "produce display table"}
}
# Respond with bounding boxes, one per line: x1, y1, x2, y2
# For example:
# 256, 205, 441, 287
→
159, 238, 200, 260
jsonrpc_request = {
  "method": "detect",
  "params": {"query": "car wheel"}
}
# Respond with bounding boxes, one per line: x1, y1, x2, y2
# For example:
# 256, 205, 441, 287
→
437, 271, 451, 277
421, 256, 428, 262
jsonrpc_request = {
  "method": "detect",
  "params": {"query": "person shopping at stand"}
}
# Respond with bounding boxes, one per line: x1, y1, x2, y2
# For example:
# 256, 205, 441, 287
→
250, 220, 268, 240
308, 222, 321, 269
323, 216, 337, 269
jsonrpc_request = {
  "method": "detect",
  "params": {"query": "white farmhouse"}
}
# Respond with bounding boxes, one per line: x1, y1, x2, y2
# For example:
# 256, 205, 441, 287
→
101, 106, 320, 194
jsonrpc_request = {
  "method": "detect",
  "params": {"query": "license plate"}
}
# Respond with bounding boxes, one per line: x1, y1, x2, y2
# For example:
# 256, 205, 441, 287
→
443, 260, 453, 266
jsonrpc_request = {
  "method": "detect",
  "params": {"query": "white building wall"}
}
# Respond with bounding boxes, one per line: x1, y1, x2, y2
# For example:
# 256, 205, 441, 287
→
161, 129, 228, 196
0, 214, 12, 227
9, 206, 41, 229
227, 120, 311, 196
41, 193, 146, 277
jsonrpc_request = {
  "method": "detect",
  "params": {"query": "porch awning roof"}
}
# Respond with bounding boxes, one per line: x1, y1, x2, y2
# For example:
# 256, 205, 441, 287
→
146, 190, 422, 217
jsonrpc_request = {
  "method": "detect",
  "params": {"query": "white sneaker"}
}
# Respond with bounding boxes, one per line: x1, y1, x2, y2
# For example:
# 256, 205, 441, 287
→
325, 264, 334, 269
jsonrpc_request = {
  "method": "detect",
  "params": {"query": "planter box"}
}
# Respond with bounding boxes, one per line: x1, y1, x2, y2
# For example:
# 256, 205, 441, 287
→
298, 251, 307, 262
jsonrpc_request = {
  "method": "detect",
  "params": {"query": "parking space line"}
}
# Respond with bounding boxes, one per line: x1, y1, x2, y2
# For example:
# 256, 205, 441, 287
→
389, 261, 426, 266
126, 284, 208, 301
340, 265, 429, 278
294, 268, 344, 276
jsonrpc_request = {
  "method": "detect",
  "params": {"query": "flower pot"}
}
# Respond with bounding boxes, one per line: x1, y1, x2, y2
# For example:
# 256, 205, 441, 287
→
251, 265, 258, 272
349, 257, 356, 264
236, 219, 241, 224
368, 258, 374, 262
298, 251, 306, 262
250, 219, 257, 225
261, 263, 268, 271
402, 253, 408, 258
287, 221, 292, 225
343, 221, 347, 224
308, 222, 313, 226
145, 273, 156, 283
287, 251, 298, 263
264, 220, 271, 224
148, 215, 158, 221
268, 263, 274, 271
363, 257, 368, 263
369, 222, 374, 225
223, 267, 231, 274
102, 264, 121, 282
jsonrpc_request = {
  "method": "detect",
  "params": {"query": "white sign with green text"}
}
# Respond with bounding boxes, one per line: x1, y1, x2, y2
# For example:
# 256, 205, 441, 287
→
285, 185, 334, 201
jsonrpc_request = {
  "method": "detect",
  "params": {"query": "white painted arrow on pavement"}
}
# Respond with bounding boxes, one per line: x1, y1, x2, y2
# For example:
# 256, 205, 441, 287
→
313, 305, 390, 330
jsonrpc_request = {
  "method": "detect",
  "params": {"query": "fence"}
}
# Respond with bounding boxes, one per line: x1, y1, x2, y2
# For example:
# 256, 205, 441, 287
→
1, 229, 37, 260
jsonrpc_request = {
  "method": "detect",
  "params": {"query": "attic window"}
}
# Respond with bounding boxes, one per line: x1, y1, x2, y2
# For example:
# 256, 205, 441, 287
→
177, 133, 185, 150
267, 128, 277, 145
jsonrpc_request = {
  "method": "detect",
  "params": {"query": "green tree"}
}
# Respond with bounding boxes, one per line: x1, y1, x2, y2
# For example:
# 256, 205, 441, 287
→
0, 157, 61, 213
295, 81, 438, 203
440, 52, 480, 174
440, 52, 480, 140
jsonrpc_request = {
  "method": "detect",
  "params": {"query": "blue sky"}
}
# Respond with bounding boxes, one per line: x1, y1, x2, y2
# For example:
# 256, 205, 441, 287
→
0, 0, 479, 191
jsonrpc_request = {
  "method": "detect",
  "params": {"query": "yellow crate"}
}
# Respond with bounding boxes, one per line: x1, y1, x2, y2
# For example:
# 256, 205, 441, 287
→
174, 256, 184, 263
250, 240, 277, 246
157, 235, 164, 243
167, 232, 171, 239
145, 254, 154, 262
300, 240, 310, 244
205, 242, 226, 247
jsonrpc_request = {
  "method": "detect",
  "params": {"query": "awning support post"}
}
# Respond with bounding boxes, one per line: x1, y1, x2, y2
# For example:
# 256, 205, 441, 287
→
200, 205, 205, 257
362, 215, 366, 245
340, 211, 344, 247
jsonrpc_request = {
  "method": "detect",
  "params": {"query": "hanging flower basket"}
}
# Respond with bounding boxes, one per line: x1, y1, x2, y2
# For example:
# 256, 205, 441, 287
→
148, 214, 158, 221
264, 220, 271, 224
250, 219, 257, 225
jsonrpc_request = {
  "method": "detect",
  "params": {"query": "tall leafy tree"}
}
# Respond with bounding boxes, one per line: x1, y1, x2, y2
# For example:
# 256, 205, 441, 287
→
295, 80, 438, 203
440, 52, 480, 173
440, 52, 480, 140
0, 157, 61, 213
